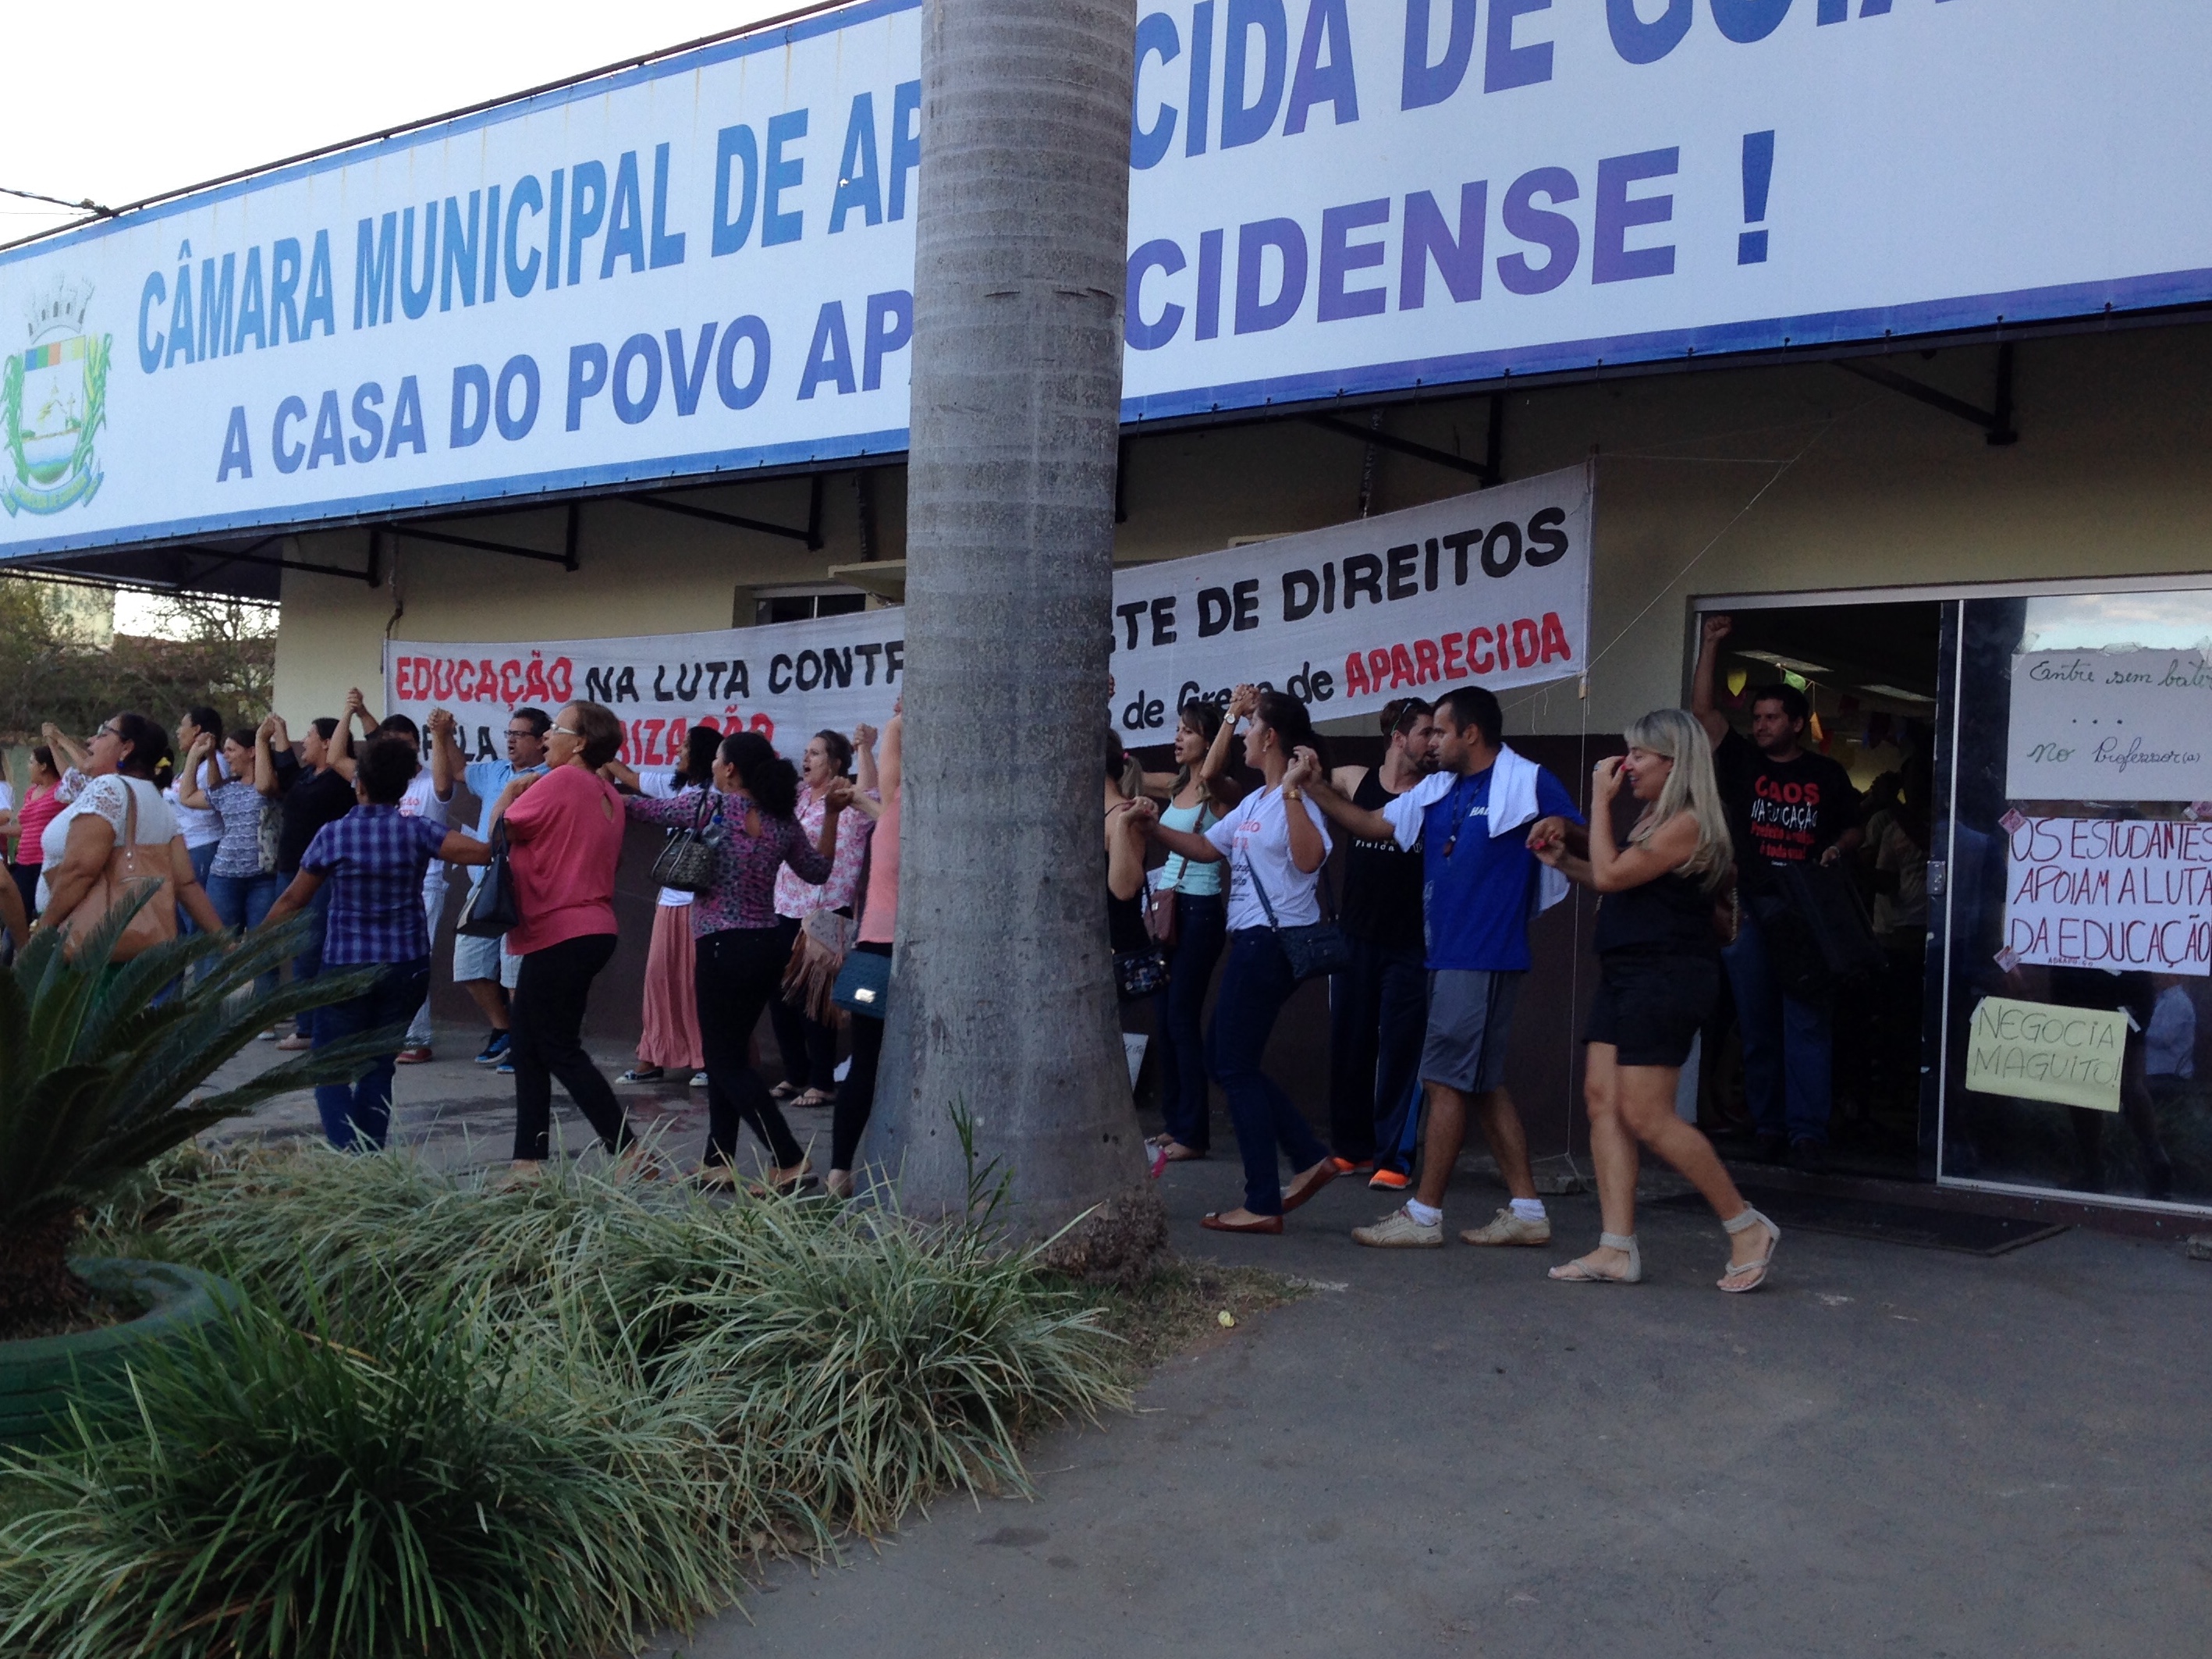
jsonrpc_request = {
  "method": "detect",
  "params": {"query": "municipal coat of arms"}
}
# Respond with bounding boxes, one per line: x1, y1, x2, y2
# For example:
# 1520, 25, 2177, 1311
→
3, 276, 109, 516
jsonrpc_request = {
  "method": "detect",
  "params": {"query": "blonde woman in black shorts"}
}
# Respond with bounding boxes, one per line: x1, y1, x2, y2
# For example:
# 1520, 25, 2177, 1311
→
1528, 708, 1781, 1291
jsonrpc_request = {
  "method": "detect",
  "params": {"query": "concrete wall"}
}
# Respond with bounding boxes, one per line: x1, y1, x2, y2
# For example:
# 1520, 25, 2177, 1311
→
276, 321, 2212, 740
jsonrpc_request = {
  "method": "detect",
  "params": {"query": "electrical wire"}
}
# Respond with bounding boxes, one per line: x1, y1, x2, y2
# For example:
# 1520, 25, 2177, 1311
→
0, 184, 112, 218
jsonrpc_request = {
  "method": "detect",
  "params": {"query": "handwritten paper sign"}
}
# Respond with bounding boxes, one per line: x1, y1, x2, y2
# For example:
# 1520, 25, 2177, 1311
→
1964, 997, 2125, 1112
2004, 816, 2212, 975
2006, 650, 2212, 801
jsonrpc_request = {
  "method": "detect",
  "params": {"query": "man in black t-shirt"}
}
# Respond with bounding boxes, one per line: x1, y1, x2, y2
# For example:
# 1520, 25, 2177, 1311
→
1325, 698, 1437, 1187
1694, 614, 1862, 1168
263, 713, 357, 1050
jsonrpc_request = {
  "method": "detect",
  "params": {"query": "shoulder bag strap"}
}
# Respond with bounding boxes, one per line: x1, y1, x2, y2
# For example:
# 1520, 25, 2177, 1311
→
1241, 842, 1284, 931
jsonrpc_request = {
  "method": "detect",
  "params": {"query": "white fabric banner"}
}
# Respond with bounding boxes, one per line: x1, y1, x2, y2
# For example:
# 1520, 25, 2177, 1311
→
1104, 462, 1590, 736
384, 463, 1590, 762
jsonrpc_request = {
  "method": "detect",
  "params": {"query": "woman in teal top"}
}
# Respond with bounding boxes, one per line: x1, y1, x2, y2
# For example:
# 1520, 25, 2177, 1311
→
1137, 696, 1244, 1162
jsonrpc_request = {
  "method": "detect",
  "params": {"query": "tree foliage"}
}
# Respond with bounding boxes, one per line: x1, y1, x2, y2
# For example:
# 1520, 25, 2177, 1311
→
0, 581, 275, 743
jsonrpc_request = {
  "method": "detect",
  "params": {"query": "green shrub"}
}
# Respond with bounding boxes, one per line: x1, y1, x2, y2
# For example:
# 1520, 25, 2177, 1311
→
3, 1149, 1128, 1658
1, 1288, 730, 1659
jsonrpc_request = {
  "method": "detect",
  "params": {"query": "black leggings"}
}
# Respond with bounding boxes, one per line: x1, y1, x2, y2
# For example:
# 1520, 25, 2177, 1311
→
767, 914, 840, 1091
696, 927, 806, 1169
510, 933, 632, 1162
831, 942, 893, 1171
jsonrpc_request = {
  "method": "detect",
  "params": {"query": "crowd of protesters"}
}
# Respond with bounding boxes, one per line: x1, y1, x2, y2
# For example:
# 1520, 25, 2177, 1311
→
2, 634, 1991, 1291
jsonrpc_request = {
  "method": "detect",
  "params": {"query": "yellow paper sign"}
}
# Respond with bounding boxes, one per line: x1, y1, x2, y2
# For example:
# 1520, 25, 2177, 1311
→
1963, 996, 2125, 1112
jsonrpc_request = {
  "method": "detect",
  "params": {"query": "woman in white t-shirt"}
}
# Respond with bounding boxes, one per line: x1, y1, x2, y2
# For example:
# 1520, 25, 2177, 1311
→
37, 712, 224, 943
1136, 687, 1339, 1234
603, 725, 720, 1087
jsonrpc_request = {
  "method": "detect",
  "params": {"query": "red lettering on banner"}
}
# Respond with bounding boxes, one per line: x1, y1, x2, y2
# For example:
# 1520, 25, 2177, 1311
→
1367, 647, 1390, 687
1441, 632, 1466, 679
522, 653, 552, 703
1388, 643, 1417, 688
1539, 611, 1573, 663
643, 718, 668, 763
499, 661, 524, 702
1467, 627, 1495, 673
1511, 618, 1540, 667
1413, 638, 1441, 683
750, 713, 775, 741
1344, 652, 1372, 696
549, 658, 573, 701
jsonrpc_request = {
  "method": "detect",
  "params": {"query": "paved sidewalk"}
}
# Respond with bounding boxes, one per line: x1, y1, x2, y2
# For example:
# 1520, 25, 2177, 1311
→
208, 1039, 2210, 1655
688, 1163, 2208, 1659
201, 1025, 825, 1174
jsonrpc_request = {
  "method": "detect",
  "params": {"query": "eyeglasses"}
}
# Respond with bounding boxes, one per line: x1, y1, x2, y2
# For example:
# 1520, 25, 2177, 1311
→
504, 728, 538, 740
94, 724, 121, 741
548, 724, 581, 738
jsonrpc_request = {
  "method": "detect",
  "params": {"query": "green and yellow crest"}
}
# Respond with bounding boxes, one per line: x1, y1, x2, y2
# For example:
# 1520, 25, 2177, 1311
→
3, 276, 109, 517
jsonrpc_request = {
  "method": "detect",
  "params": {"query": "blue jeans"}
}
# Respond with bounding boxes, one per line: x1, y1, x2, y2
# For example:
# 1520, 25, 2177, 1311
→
1207, 928, 1330, 1215
1154, 891, 1226, 1152
205, 871, 283, 998
313, 957, 431, 1150
180, 841, 218, 935
288, 881, 332, 1041
1722, 908, 1834, 1146
1327, 936, 1428, 1167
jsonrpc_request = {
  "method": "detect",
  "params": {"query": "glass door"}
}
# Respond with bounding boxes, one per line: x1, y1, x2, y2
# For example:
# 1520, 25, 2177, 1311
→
1932, 588, 2212, 1211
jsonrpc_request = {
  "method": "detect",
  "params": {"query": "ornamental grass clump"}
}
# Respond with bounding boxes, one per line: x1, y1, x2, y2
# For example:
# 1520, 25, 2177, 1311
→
1, 1289, 731, 1659
1, 1148, 1127, 1659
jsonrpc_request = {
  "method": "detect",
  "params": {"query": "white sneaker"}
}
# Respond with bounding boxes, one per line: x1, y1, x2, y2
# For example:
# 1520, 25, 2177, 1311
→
1351, 1206, 1443, 1249
690, 1071, 709, 1088
1459, 1206, 1552, 1246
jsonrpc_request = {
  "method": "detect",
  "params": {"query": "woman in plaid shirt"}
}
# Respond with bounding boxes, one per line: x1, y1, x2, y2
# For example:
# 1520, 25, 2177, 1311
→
265, 734, 492, 1150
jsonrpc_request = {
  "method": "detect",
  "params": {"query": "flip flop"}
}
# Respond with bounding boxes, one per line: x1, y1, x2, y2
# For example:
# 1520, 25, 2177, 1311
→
1201, 1211, 1284, 1234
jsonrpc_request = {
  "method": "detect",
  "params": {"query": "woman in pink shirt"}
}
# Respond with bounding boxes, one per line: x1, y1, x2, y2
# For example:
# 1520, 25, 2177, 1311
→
7, 744, 67, 921
492, 700, 634, 1173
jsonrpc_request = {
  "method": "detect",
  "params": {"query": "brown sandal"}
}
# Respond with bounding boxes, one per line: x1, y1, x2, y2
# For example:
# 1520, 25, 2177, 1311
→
1201, 1210, 1284, 1234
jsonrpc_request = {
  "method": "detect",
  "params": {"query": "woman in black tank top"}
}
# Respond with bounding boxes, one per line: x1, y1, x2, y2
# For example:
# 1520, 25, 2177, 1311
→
1529, 708, 1781, 1294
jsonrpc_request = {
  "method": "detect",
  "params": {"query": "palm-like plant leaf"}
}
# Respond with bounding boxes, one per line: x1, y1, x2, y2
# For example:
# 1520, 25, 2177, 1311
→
0, 892, 401, 1228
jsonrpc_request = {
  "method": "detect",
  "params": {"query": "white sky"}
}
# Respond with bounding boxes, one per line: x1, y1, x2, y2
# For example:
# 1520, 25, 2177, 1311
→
1, 1, 803, 243
7, 0, 801, 634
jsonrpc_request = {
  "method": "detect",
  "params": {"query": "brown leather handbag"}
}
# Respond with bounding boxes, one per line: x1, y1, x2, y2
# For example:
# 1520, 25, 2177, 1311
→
59, 782, 178, 962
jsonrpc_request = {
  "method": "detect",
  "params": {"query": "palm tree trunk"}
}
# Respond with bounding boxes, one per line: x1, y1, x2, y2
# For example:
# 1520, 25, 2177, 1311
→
868, 0, 1163, 1270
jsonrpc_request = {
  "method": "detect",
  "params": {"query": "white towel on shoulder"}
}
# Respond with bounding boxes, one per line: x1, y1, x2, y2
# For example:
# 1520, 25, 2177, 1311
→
1489, 744, 1571, 915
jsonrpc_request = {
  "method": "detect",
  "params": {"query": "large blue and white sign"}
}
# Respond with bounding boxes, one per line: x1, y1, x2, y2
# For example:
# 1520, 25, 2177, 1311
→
4, 0, 2207, 559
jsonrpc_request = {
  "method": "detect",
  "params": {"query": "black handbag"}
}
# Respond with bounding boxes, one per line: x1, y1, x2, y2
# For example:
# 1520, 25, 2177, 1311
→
1244, 855, 1351, 982
1754, 859, 1886, 999
833, 947, 892, 1018
1114, 883, 1170, 1001
456, 822, 519, 937
649, 788, 718, 893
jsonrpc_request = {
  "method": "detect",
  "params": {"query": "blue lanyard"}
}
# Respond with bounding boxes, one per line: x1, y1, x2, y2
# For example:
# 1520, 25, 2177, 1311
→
1440, 775, 1481, 860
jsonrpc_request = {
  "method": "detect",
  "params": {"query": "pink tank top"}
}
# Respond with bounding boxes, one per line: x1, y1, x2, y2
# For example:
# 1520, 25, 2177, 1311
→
858, 781, 900, 945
